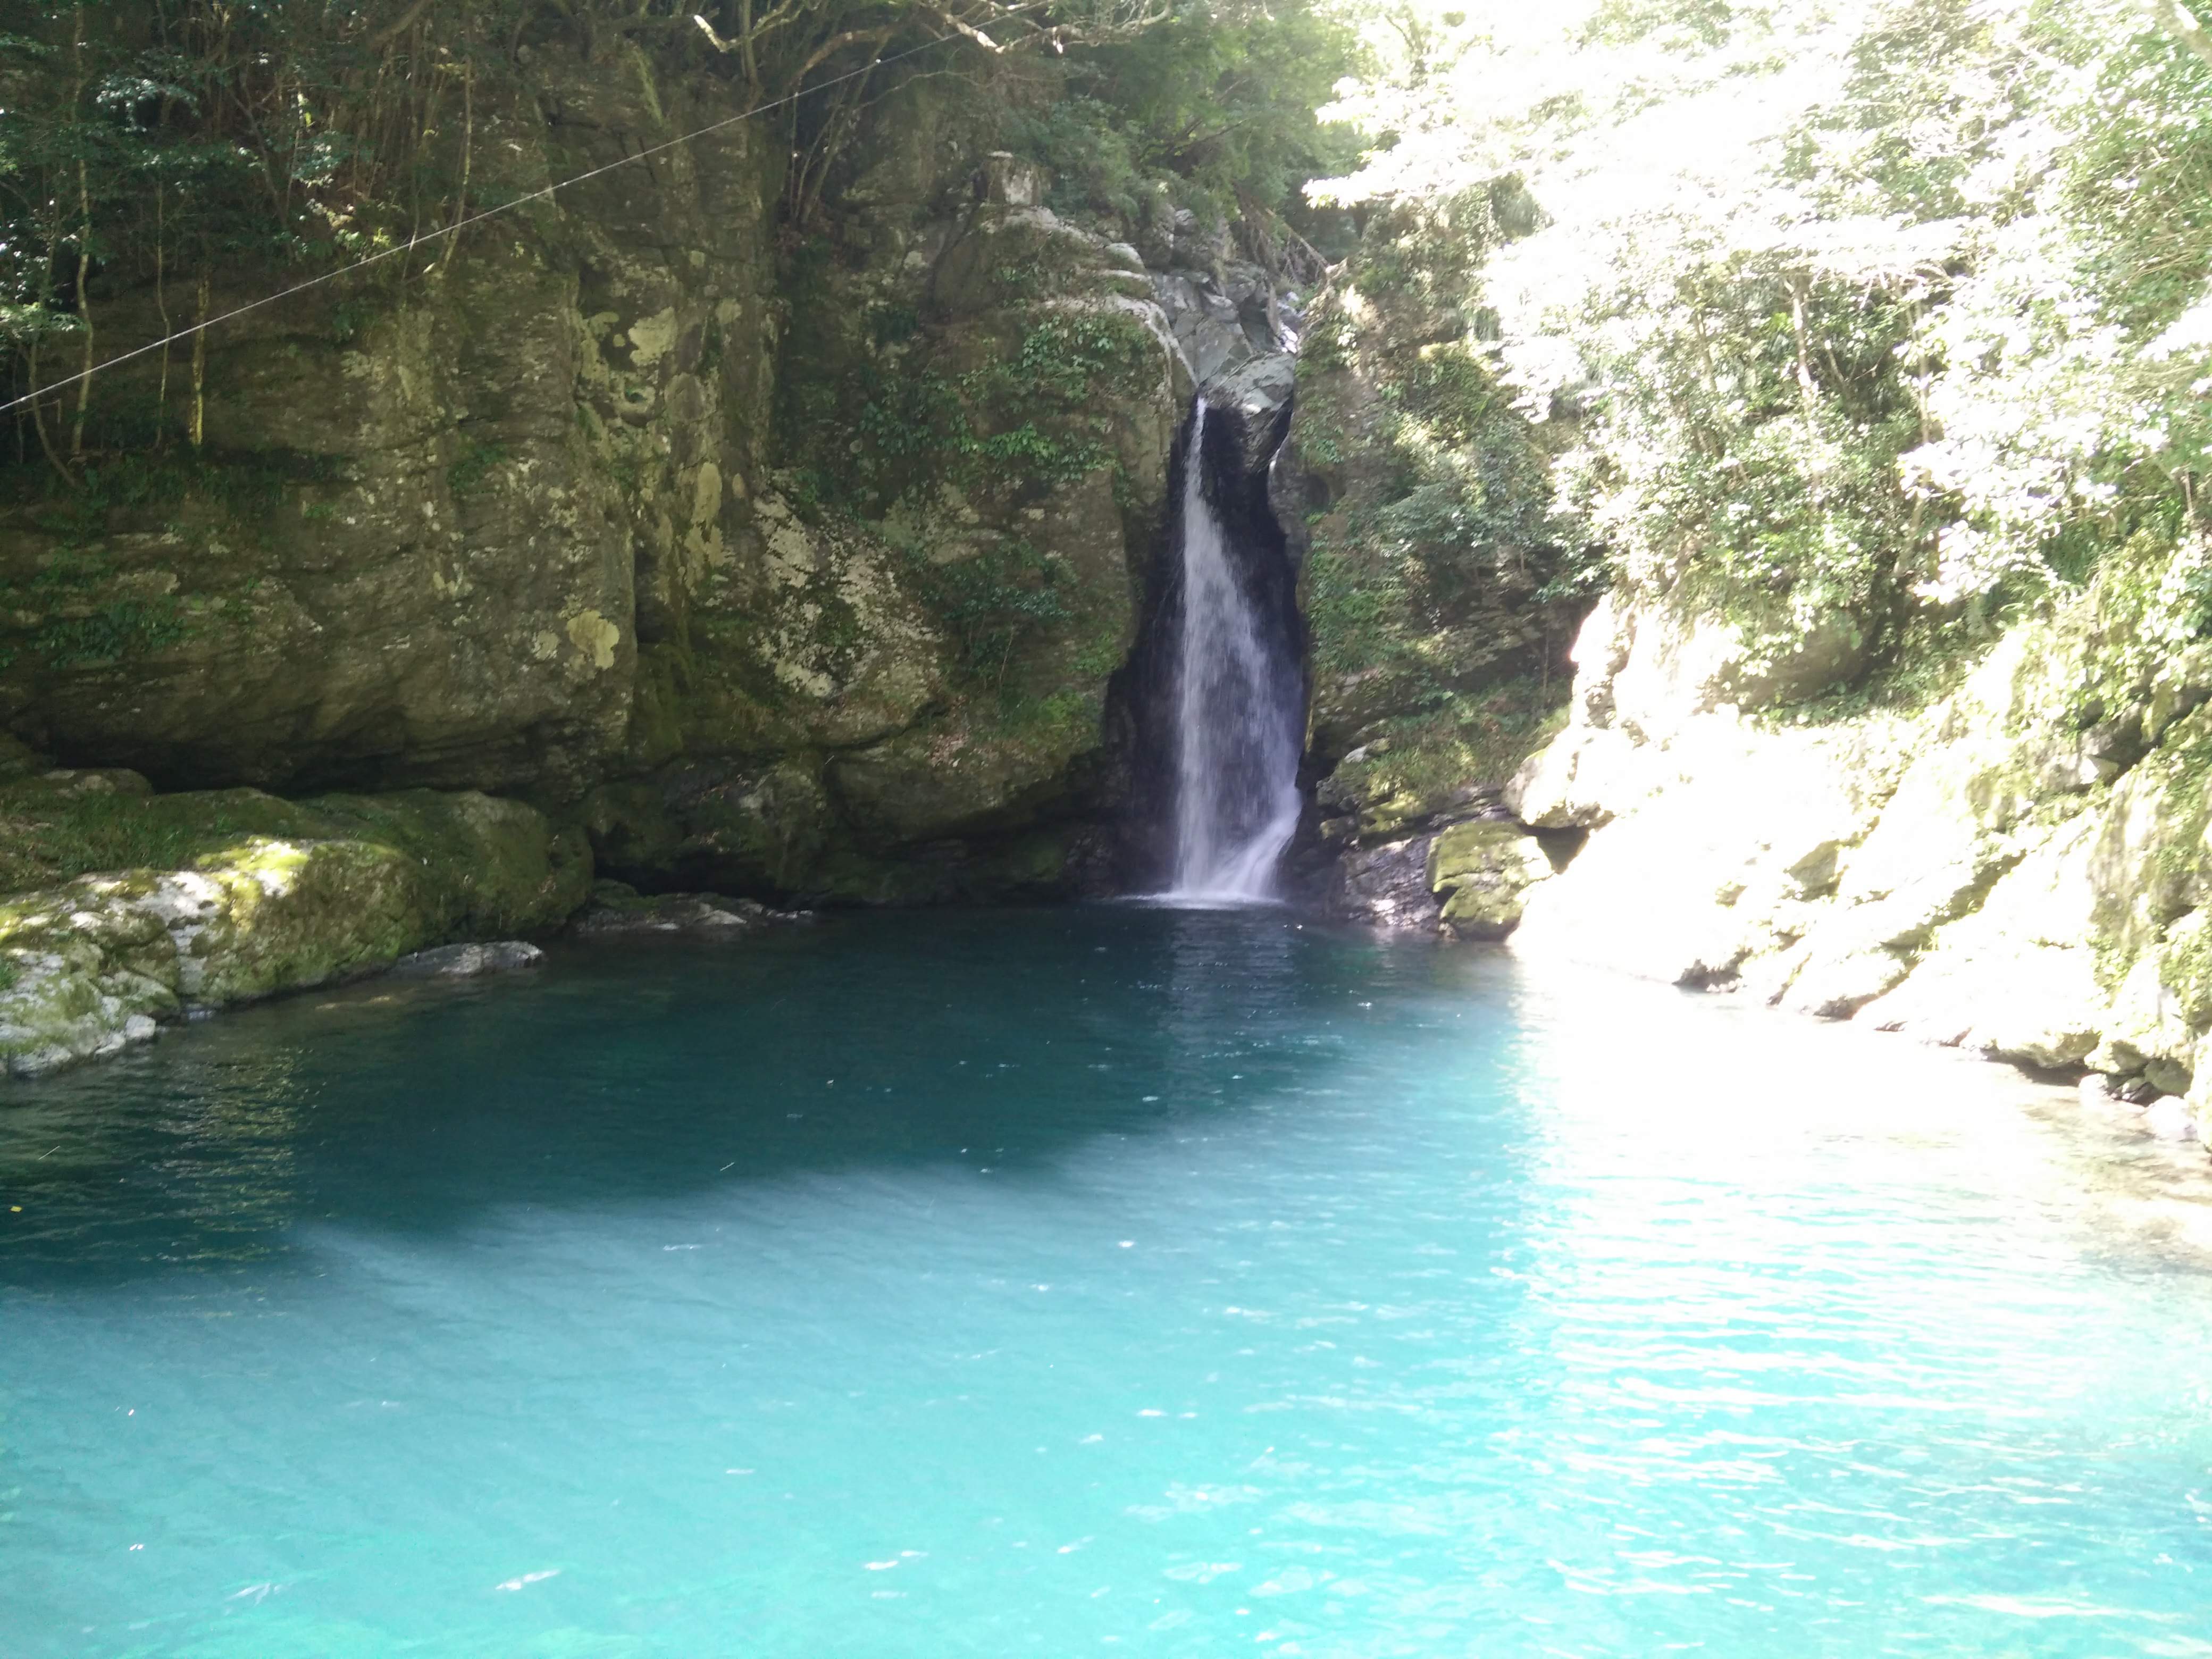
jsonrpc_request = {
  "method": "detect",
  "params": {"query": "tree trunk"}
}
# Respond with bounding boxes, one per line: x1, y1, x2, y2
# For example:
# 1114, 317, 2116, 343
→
191, 269, 211, 450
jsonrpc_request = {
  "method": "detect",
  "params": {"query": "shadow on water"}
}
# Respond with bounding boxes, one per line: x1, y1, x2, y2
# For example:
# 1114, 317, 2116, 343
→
0, 906, 1453, 1288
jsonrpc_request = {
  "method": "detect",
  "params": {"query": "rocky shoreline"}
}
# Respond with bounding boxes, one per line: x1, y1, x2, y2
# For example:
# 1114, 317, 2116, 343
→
0, 745, 825, 1077
1323, 585, 2212, 1162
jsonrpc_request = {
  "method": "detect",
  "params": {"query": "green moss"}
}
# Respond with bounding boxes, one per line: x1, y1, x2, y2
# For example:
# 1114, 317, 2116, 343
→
1331, 683, 1566, 835
0, 447, 345, 671
184, 837, 433, 1003
447, 438, 508, 499
305, 791, 593, 938
0, 777, 324, 896
0, 777, 588, 936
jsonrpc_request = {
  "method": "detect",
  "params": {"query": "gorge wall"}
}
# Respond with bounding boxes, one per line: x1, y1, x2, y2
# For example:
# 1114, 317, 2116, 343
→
4, 54, 1164, 904
9, 4, 2208, 1171
0, 22, 1304, 1075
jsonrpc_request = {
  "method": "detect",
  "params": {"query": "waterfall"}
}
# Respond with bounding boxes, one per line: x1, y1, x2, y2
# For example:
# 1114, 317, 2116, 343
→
1167, 400, 1303, 902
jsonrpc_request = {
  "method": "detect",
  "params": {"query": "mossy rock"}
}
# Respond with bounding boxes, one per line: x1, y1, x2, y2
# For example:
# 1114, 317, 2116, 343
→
1, 781, 594, 1078
1428, 820, 1554, 941
0, 774, 325, 896
0, 776, 588, 936
304, 790, 593, 939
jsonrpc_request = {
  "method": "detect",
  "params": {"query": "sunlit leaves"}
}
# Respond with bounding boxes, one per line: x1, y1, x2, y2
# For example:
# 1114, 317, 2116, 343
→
1310, 0, 2212, 674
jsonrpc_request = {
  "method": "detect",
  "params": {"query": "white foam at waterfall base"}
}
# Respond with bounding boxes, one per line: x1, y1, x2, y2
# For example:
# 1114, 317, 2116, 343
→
1166, 400, 1302, 904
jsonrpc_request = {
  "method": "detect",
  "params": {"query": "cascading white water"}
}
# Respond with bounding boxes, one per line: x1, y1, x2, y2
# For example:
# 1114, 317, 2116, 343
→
1167, 400, 1303, 903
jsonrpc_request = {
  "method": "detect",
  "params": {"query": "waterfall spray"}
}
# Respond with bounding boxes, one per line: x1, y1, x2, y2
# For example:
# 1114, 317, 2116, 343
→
1166, 400, 1303, 902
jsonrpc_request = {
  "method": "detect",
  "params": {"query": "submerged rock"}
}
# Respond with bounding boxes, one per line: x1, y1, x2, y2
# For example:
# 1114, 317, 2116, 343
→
390, 941, 546, 978
2144, 1098, 2202, 1143
569, 881, 804, 936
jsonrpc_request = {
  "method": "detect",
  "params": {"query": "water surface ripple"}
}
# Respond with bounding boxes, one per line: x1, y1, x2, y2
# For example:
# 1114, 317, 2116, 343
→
2, 908, 2208, 1656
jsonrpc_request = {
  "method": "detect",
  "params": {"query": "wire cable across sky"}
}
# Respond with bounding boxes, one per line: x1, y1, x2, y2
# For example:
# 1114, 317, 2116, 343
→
0, 29, 956, 423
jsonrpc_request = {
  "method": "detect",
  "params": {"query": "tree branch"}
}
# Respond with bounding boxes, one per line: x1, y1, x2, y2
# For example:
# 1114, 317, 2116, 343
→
371, 0, 437, 51
926, 6, 1005, 54
2138, 0, 2212, 72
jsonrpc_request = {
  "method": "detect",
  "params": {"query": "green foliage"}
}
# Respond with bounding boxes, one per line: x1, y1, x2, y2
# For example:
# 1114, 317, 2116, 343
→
898, 537, 1074, 690
1002, 0, 1364, 257
446, 438, 507, 499
1328, 681, 1568, 832
0, 2, 517, 460
1316, 0, 2212, 710
1298, 222, 1590, 717
776, 298, 1150, 693
800, 307, 1159, 516
1006, 96, 1155, 225
28, 597, 188, 669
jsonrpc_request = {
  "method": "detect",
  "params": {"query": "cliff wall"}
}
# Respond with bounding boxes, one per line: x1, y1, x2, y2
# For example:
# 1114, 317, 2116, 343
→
0, 30, 1284, 1075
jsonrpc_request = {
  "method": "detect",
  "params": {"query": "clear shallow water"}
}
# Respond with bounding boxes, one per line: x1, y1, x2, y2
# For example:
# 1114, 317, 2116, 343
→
3, 908, 2210, 1658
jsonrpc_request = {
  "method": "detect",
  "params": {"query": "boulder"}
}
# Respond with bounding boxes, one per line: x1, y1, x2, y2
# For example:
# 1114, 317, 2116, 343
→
1201, 354, 1297, 480
0, 783, 588, 1078
1427, 820, 1554, 940
1329, 835, 1439, 928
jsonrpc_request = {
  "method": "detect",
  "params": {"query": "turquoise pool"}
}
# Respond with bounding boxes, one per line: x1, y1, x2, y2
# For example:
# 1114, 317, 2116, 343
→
3, 908, 2208, 1656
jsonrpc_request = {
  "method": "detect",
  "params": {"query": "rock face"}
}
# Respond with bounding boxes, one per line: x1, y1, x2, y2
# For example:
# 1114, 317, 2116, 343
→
0, 48, 1194, 907
0, 51, 773, 802
1500, 574, 2212, 1150
1154, 260, 1297, 385
1330, 835, 1440, 928
1281, 192, 1588, 861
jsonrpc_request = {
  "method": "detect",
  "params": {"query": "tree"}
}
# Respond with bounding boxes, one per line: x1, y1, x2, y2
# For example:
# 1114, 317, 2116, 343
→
1308, 0, 2212, 693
